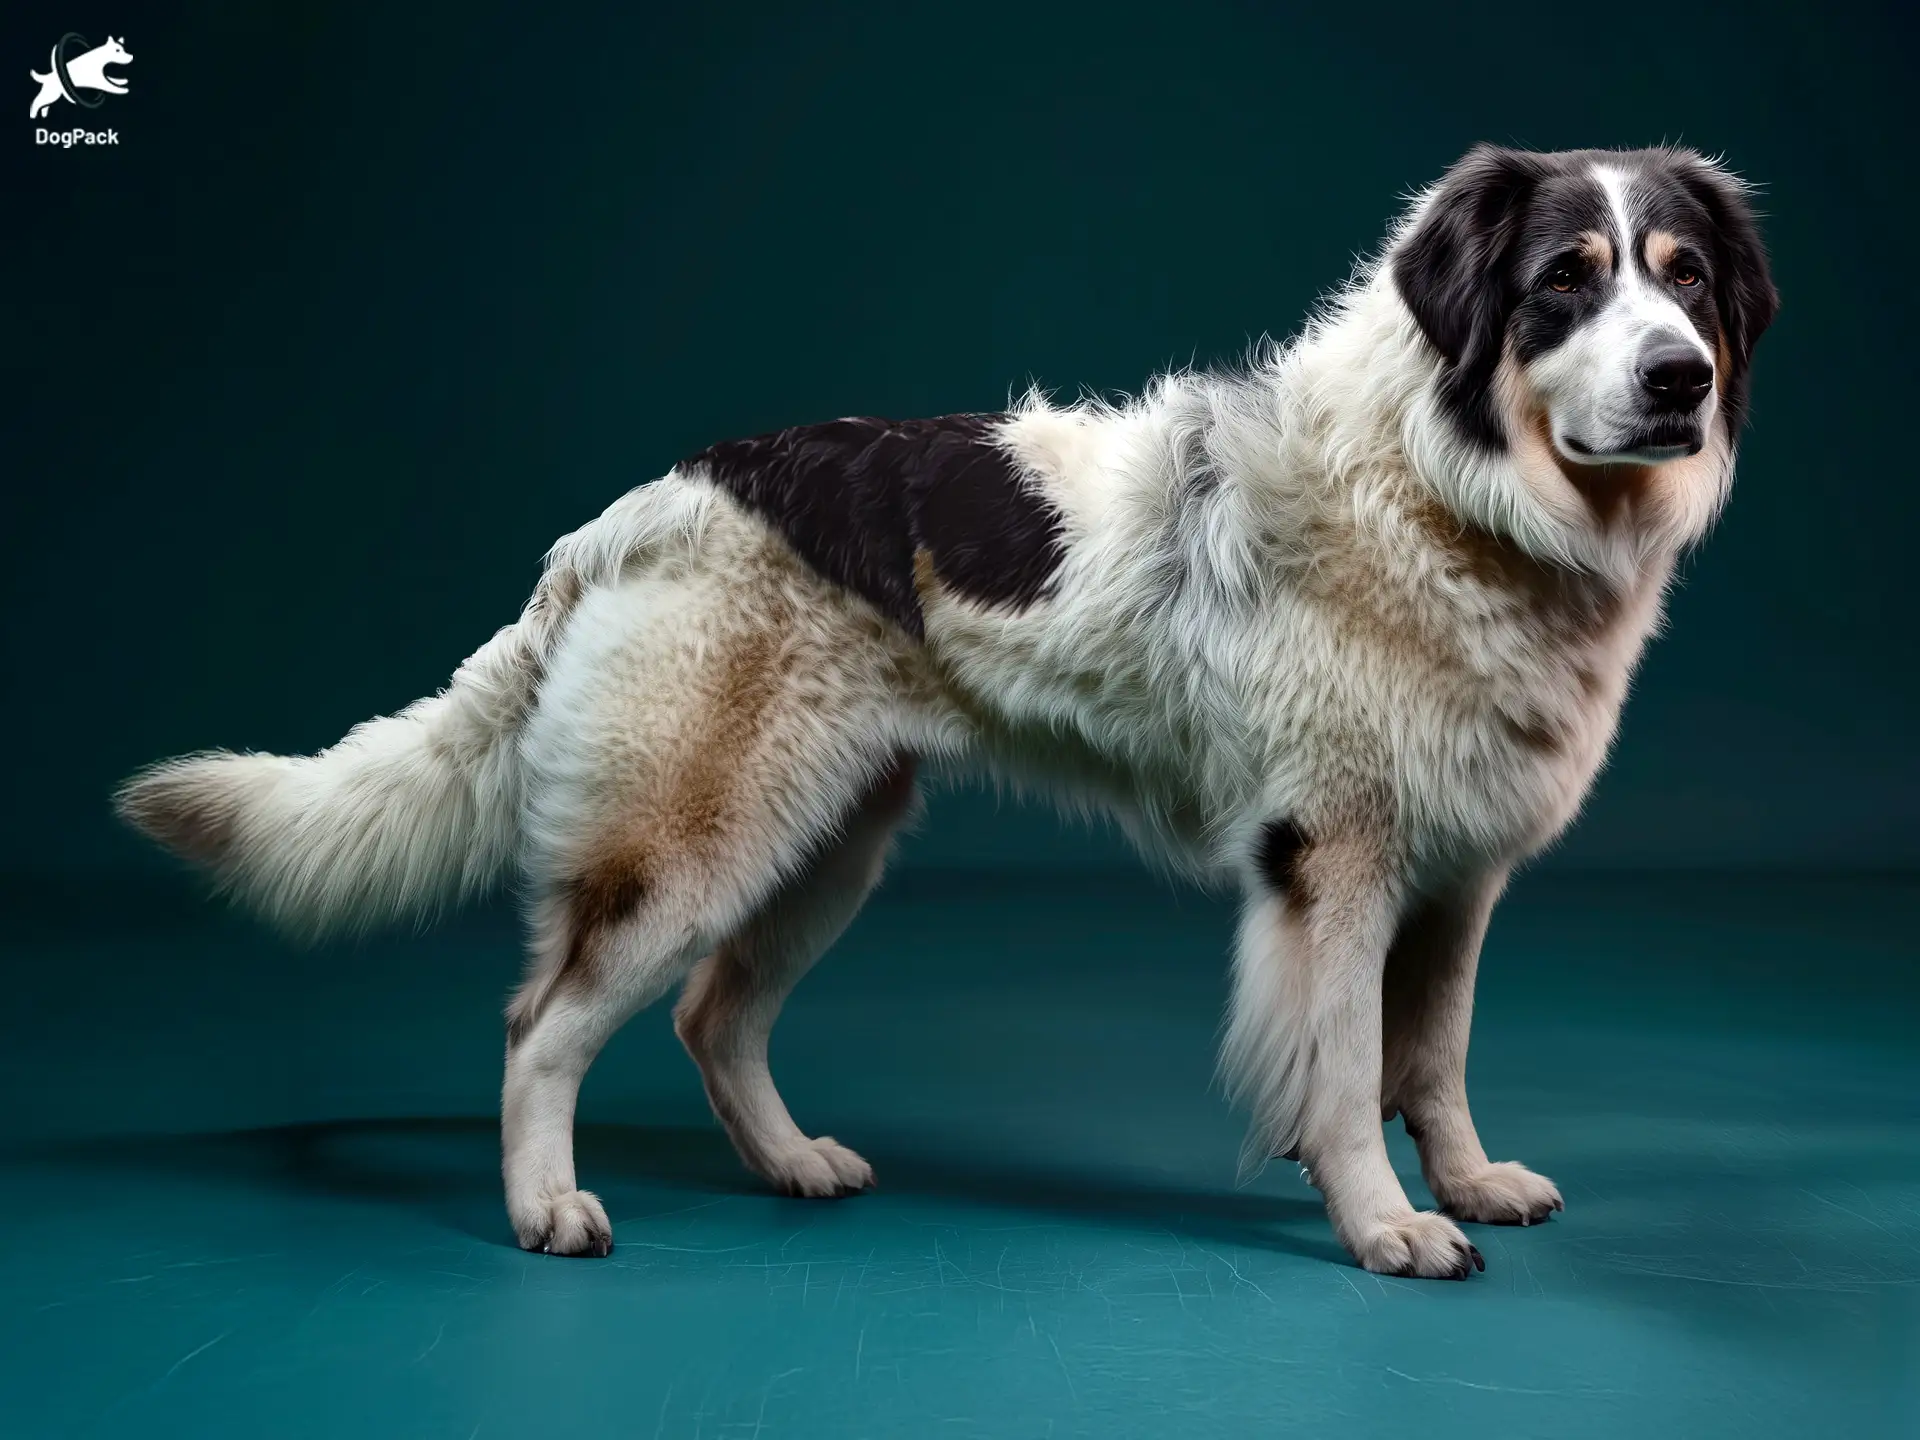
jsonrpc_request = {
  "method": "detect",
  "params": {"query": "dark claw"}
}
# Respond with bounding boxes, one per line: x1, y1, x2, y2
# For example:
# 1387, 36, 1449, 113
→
1469, 1244, 1485, 1273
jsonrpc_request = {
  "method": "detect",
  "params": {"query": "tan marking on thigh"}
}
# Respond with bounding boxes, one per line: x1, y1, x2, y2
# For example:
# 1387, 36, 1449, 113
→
660, 625, 786, 856
548, 620, 791, 1008
552, 864, 651, 995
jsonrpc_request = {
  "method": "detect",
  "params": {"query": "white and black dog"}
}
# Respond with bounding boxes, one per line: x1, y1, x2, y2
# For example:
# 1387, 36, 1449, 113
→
118, 145, 1777, 1278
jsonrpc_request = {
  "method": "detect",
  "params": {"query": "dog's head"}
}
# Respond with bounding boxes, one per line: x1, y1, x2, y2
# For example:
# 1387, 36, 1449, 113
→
1391, 146, 1777, 567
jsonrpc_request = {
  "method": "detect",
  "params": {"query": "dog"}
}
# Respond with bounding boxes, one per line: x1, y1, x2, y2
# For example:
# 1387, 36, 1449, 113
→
117, 145, 1777, 1278
28, 35, 131, 119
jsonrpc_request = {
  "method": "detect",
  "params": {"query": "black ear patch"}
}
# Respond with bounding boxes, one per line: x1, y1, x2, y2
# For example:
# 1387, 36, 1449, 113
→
683, 414, 1064, 638
1392, 145, 1549, 449
1675, 161, 1779, 431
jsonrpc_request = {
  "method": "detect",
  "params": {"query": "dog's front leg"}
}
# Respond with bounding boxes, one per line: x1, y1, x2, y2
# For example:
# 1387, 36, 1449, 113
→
1382, 871, 1563, 1226
1227, 831, 1483, 1278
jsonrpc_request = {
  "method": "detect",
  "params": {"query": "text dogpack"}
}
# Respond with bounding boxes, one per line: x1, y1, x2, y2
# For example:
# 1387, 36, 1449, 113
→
36, 126, 118, 147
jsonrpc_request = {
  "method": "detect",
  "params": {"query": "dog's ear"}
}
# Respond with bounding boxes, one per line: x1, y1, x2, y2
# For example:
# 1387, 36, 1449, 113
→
1675, 157, 1778, 425
1392, 145, 1545, 374
1392, 146, 1547, 448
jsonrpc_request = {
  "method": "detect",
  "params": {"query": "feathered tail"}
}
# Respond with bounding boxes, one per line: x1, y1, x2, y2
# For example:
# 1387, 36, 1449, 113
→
114, 476, 716, 939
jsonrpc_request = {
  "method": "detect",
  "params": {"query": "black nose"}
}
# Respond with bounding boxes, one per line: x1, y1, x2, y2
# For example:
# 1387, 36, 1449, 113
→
1639, 345, 1714, 411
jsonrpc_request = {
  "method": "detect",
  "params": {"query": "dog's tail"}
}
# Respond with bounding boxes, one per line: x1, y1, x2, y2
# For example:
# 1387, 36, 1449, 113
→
114, 476, 717, 940
114, 624, 539, 941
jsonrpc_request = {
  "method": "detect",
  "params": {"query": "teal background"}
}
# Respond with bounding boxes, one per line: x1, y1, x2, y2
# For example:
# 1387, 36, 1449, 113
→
4, 0, 1917, 875
3, 3, 1917, 1438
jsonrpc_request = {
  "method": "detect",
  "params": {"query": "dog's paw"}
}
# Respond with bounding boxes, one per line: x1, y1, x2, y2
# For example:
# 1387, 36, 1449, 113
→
1436, 1161, 1564, 1226
762, 1136, 875, 1198
513, 1188, 613, 1257
1346, 1209, 1484, 1280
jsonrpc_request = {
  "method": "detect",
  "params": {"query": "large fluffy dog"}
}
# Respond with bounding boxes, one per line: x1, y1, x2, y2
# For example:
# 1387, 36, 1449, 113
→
118, 146, 1776, 1278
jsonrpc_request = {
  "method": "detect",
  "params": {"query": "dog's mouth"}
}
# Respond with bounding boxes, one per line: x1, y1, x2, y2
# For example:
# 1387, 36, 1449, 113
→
1559, 427, 1702, 465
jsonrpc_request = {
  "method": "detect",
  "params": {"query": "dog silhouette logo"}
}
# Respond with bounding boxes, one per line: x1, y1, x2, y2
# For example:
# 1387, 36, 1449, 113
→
29, 33, 132, 119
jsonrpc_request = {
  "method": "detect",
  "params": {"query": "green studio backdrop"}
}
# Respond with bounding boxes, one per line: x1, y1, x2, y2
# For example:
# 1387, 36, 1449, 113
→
5, 0, 1915, 879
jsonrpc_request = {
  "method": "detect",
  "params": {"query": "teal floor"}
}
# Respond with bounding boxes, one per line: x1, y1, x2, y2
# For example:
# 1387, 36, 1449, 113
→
1, 872, 1915, 1437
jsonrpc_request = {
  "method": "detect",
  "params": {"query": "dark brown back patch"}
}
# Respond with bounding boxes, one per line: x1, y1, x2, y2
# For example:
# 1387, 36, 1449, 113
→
684, 414, 1065, 637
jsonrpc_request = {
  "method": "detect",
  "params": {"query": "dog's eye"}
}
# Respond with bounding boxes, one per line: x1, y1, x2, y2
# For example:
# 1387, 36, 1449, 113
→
1674, 267, 1701, 287
1546, 266, 1579, 294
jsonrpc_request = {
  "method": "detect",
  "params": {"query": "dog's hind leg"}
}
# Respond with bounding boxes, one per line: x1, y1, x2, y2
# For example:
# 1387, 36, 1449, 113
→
500, 749, 906, 1254
1382, 870, 1563, 1226
674, 757, 918, 1198
496, 547, 928, 1255
501, 882, 707, 1256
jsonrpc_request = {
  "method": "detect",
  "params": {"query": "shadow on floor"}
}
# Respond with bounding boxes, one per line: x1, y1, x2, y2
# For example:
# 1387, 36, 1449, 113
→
16, 1116, 1343, 1265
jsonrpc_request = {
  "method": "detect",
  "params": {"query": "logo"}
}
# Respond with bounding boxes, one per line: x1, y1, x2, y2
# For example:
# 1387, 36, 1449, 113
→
29, 32, 130, 145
